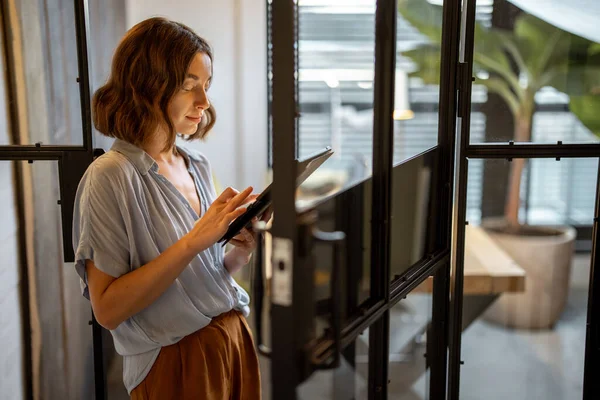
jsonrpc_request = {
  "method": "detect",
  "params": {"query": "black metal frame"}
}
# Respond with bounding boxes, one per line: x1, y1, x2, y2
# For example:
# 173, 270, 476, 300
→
584, 163, 600, 399
430, 0, 464, 393
446, 0, 600, 399
269, 0, 460, 399
0, 1, 104, 399
270, 0, 600, 399
367, 0, 397, 397
270, 1, 302, 398
466, 143, 600, 159
447, 0, 477, 397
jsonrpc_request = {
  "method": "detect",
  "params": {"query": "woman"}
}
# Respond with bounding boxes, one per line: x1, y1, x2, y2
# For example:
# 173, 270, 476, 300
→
72, 17, 263, 399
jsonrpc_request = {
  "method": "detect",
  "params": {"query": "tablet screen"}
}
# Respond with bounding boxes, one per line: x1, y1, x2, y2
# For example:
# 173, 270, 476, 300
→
218, 146, 333, 244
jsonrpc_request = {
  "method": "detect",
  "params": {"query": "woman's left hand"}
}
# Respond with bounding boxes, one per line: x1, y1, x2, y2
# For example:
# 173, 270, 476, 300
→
224, 209, 272, 274
229, 227, 257, 255
223, 224, 258, 273
229, 209, 271, 256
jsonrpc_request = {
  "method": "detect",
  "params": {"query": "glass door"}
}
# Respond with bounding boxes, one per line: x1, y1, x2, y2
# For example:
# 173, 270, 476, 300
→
263, 0, 464, 398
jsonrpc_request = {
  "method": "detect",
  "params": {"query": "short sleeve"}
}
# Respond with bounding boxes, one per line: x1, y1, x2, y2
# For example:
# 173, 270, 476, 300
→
72, 159, 131, 300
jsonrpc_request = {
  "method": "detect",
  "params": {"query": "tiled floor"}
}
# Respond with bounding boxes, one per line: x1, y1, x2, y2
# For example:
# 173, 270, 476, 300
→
458, 253, 590, 400
106, 254, 592, 399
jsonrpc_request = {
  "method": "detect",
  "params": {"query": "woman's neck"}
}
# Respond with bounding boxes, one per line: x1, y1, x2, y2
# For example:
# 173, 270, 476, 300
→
142, 134, 179, 165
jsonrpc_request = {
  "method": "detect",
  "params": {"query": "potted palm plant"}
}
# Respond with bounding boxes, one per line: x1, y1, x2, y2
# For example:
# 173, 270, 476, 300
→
398, 0, 600, 329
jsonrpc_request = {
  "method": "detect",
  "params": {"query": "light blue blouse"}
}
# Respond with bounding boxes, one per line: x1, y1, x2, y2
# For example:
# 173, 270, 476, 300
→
72, 139, 250, 394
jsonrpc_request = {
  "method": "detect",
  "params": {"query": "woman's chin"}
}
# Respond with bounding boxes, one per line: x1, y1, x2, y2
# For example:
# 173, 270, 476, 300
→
178, 129, 197, 137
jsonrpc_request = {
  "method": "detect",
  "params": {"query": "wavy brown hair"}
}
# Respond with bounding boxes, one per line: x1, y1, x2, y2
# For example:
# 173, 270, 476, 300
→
92, 17, 216, 151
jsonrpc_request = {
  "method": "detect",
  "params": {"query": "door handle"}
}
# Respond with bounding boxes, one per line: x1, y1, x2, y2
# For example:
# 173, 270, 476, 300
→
311, 228, 345, 370
251, 221, 272, 357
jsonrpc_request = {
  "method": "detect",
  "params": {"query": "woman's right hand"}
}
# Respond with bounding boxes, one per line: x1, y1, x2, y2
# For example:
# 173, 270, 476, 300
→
183, 186, 255, 254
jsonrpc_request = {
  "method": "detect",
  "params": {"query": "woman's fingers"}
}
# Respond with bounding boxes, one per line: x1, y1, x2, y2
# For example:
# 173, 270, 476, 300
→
224, 187, 253, 212
215, 187, 239, 203
226, 206, 247, 223
242, 194, 260, 205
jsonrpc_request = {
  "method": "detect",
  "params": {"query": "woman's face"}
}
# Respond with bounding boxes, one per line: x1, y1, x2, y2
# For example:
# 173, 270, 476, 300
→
168, 52, 212, 136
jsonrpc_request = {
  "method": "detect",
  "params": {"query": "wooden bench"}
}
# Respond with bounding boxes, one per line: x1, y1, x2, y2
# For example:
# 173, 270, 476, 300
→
412, 225, 526, 295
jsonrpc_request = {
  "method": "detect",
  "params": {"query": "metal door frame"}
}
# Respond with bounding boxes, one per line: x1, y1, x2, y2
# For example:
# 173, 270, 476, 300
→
269, 0, 600, 399
447, 0, 600, 399
268, 0, 462, 399
0, 1, 105, 399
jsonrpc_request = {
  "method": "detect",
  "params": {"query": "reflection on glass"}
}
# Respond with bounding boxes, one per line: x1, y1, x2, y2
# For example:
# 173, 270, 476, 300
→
396, 0, 444, 164
295, 295, 433, 400
527, 158, 598, 226
301, 149, 438, 341
298, 1, 376, 187
297, 0, 444, 185
298, 332, 369, 400
247, 250, 368, 400
465, 158, 598, 228
466, 1, 600, 145
398, 0, 600, 145
460, 158, 594, 399
297, 292, 433, 400
390, 149, 438, 281
387, 293, 431, 399
311, 175, 372, 326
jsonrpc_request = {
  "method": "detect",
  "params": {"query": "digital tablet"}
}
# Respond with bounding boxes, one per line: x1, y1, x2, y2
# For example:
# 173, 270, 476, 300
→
218, 146, 334, 245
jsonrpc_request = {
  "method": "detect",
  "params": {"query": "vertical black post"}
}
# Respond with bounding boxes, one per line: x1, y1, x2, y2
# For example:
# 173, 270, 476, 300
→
429, 0, 462, 397
448, 0, 477, 398
583, 161, 600, 399
68, 8, 98, 394
368, 1, 396, 399
59, 153, 100, 398
271, 0, 299, 399
90, 312, 106, 400
429, 264, 450, 400
334, 188, 362, 398
436, 1, 462, 249
73, 0, 93, 152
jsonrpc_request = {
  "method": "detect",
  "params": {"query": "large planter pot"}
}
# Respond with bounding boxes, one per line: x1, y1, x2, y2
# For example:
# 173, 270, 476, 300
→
481, 219, 576, 330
